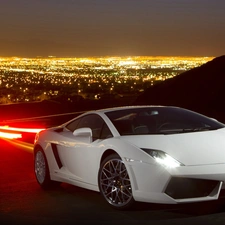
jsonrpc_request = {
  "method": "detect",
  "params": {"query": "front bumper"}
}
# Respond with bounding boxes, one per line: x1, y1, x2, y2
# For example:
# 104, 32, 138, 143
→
125, 160, 225, 204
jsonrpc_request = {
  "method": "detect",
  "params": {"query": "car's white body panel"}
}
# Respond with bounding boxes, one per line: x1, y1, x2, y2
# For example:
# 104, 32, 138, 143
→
121, 128, 225, 165
34, 106, 225, 205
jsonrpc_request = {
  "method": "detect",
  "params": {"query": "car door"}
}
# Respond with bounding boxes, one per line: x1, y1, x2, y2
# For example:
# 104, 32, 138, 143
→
57, 114, 112, 186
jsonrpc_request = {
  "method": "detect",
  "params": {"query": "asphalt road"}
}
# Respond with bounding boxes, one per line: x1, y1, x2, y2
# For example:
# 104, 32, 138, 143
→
1, 138, 225, 225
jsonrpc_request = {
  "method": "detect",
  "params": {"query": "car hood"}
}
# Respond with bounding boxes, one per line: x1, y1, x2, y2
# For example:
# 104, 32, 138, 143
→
120, 128, 225, 166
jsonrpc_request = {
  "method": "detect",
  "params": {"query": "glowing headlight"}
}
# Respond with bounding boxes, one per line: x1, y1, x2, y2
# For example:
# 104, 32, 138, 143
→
142, 149, 184, 168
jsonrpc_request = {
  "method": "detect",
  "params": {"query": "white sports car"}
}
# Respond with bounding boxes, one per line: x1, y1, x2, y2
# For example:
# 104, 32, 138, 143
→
34, 106, 225, 209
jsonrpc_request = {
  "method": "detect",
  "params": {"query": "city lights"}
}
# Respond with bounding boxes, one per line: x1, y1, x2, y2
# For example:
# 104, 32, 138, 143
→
0, 56, 213, 104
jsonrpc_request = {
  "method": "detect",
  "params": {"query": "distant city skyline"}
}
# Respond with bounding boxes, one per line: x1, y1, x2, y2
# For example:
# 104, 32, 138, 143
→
0, 0, 225, 57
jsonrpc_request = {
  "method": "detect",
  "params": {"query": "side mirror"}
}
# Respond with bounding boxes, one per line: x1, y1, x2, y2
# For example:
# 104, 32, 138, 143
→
73, 127, 92, 143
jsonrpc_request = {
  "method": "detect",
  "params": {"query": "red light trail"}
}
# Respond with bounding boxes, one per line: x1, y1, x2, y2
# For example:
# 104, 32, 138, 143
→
0, 126, 44, 133
0, 111, 84, 140
0, 126, 45, 139
0, 131, 22, 139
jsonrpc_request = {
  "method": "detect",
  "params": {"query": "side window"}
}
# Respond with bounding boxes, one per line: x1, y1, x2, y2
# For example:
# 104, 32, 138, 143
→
66, 118, 81, 132
76, 114, 112, 140
100, 123, 113, 139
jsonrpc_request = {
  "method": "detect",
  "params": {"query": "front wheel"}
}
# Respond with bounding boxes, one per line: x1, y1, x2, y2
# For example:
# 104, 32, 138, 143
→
98, 153, 134, 210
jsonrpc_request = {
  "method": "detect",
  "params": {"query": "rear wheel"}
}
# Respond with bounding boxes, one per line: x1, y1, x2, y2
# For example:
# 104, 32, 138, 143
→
34, 148, 56, 188
98, 153, 134, 210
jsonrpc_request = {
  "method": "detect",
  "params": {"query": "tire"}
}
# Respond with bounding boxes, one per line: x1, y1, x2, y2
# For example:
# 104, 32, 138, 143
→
98, 153, 135, 210
34, 148, 56, 189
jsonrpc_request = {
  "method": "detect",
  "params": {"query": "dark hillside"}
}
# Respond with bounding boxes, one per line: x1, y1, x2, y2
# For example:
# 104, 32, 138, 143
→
134, 55, 225, 122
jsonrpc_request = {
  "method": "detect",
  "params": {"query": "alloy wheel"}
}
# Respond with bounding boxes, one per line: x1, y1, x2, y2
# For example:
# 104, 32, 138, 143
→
99, 157, 133, 208
35, 150, 46, 184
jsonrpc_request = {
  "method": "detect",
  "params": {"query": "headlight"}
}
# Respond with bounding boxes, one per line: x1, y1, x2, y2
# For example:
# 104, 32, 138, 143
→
142, 149, 184, 168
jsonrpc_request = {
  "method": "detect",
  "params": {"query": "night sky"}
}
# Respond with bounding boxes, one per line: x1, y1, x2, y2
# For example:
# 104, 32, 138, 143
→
1, 0, 225, 57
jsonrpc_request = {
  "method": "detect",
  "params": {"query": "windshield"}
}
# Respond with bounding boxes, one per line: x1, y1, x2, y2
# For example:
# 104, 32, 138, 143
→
105, 107, 225, 135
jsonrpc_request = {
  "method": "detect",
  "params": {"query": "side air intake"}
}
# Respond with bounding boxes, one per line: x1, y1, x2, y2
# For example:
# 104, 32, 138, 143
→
51, 143, 63, 169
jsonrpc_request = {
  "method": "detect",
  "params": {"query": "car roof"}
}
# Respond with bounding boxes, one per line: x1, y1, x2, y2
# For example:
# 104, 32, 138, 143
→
95, 105, 173, 114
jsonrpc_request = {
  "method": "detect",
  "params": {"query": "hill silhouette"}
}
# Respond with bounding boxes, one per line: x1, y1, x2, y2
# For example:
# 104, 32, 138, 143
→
134, 55, 225, 122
